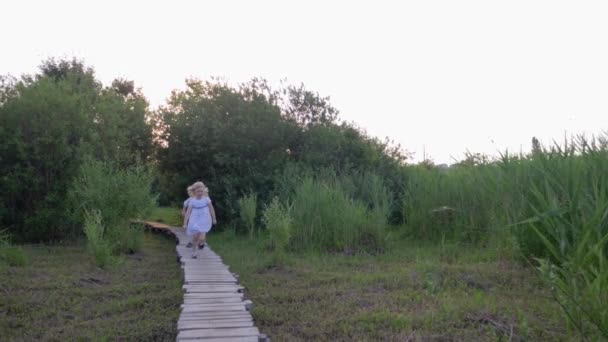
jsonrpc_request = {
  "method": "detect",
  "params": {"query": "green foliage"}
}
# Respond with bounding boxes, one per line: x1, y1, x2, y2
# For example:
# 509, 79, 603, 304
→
262, 197, 292, 262
0, 58, 154, 242
238, 193, 258, 239
82, 209, 116, 268
68, 158, 157, 254
147, 207, 183, 226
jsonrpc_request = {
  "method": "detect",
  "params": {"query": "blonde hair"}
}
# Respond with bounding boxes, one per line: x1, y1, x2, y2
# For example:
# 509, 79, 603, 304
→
191, 181, 209, 196
187, 185, 194, 197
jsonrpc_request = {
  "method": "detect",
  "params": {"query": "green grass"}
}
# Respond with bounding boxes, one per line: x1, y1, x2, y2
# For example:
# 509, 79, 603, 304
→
147, 206, 183, 226
212, 231, 569, 341
0, 233, 182, 341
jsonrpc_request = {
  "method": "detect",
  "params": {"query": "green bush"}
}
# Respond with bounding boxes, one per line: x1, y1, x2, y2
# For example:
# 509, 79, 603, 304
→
238, 193, 258, 239
262, 197, 292, 262
82, 210, 116, 268
0, 230, 27, 267
0, 246, 27, 267
68, 158, 157, 254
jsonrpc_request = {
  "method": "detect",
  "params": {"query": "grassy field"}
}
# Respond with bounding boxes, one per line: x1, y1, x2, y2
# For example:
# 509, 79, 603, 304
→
0, 232, 182, 341
210, 231, 568, 341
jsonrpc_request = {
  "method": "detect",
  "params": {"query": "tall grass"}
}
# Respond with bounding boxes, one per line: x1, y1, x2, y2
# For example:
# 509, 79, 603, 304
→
401, 134, 608, 339
83, 209, 116, 268
0, 229, 27, 267
288, 177, 389, 253
520, 137, 608, 339
238, 193, 258, 239
262, 197, 292, 263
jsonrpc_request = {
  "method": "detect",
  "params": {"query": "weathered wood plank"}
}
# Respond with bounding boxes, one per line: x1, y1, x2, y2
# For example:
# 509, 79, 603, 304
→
183, 285, 244, 293
183, 298, 244, 305
183, 293, 244, 299
181, 305, 248, 313
180, 313, 252, 321
184, 275, 236, 279
183, 276, 235, 280
176, 327, 260, 340
178, 320, 254, 330
181, 302, 250, 310
177, 337, 259, 342
179, 313, 253, 321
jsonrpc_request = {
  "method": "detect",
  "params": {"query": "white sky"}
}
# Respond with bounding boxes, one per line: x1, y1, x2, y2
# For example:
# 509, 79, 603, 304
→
2, 0, 607, 164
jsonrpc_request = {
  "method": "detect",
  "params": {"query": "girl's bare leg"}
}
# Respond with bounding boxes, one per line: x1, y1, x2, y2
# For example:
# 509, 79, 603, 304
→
199, 233, 206, 249
192, 233, 200, 257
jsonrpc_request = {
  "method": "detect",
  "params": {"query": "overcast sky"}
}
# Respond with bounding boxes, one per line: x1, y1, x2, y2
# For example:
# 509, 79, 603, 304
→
2, 0, 607, 163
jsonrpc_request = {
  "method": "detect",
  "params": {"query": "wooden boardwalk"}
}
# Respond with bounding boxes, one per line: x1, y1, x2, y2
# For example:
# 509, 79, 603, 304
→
143, 221, 268, 342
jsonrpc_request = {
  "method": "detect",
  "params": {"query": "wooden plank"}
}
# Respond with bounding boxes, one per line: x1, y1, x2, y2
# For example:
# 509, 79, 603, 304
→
179, 313, 253, 321
183, 285, 243, 292
184, 279, 237, 283
177, 327, 260, 340
178, 320, 254, 330
178, 318, 253, 325
184, 281, 239, 286
185, 274, 235, 279
179, 311, 253, 317
184, 297, 244, 304
179, 312, 253, 320
185, 276, 236, 281
177, 337, 258, 342
184, 293, 244, 299
181, 302, 249, 310
184, 280, 238, 284
181, 305, 248, 313
185, 273, 234, 277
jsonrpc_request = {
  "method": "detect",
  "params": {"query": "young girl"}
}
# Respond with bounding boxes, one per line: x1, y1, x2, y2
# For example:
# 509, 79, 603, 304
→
182, 185, 195, 248
183, 181, 217, 258
182, 185, 194, 217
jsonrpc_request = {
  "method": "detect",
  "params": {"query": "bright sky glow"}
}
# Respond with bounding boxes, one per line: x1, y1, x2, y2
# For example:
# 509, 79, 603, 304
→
2, 0, 607, 163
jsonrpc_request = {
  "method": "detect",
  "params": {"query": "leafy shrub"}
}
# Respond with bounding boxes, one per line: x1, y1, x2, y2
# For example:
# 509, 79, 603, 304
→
82, 210, 116, 268
262, 197, 292, 262
238, 193, 258, 239
0, 229, 23, 264
0, 230, 27, 267
68, 158, 157, 254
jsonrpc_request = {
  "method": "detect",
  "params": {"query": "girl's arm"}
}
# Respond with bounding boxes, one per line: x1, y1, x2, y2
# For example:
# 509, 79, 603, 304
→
209, 202, 217, 225
183, 206, 193, 228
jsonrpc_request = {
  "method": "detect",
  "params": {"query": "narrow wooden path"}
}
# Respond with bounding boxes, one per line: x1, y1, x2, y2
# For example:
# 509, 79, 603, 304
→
143, 221, 269, 342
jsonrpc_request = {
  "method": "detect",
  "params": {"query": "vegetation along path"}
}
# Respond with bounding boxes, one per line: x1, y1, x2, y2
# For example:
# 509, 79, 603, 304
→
144, 221, 269, 342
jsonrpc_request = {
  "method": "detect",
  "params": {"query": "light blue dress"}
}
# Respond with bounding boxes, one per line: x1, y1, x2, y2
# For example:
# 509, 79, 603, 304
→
183, 198, 192, 210
186, 197, 213, 236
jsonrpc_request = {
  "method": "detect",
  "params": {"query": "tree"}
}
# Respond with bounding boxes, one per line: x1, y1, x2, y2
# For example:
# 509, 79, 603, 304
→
0, 59, 154, 241
280, 82, 339, 128
155, 79, 292, 221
